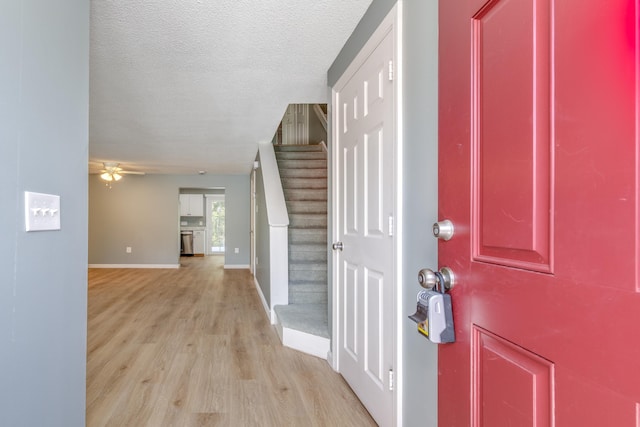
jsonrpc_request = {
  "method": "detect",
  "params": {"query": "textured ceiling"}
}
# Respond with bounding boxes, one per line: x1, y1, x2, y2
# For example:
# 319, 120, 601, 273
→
89, 0, 371, 175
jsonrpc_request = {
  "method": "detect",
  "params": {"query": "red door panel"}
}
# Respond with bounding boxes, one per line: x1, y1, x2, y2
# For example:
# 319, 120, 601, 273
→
474, 327, 553, 426
439, 0, 640, 425
472, 0, 551, 271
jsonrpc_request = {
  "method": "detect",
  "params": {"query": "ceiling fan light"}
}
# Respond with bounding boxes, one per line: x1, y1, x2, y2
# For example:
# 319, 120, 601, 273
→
113, 173, 122, 181
100, 172, 113, 181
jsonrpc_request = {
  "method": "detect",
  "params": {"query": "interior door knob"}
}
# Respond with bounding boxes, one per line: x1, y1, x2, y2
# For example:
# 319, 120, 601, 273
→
332, 241, 344, 251
433, 219, 454, 240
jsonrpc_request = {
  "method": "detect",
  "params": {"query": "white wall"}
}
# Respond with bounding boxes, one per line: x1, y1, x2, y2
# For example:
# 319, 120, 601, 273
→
0, 0, 90, 425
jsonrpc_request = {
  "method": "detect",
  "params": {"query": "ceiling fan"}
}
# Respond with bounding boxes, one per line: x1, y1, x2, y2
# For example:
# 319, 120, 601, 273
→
99, 162, 145, 183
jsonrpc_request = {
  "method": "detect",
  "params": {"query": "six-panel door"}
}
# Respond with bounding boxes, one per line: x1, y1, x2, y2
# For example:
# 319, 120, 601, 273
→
439, 0, 640, 425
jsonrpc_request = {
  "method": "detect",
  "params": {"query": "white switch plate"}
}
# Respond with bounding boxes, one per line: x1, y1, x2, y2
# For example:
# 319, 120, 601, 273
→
25, 191, 60, 232
234, 248, 239, 253
126, 246, 132, 253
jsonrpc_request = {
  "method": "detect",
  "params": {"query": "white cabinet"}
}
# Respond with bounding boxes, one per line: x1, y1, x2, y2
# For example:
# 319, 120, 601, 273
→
193, 230, 206, 255
179, 194, 204, 216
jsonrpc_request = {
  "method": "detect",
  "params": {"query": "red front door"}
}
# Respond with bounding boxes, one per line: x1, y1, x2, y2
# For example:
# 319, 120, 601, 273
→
439, 0, 640, 425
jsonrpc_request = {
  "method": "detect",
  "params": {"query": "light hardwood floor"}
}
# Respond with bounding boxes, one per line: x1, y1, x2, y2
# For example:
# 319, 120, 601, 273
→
87, 256, 376, 426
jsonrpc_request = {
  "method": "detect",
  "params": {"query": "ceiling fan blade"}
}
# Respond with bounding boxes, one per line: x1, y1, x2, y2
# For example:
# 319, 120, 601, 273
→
119, 170, 146, 175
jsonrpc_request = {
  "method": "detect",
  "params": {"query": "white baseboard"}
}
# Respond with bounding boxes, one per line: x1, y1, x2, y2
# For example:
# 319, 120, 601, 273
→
224, 264, 250, 269
253, 277, 272, 322
88, 264, 180, 269
282, 327, 330, 359
273, 311, 330, 359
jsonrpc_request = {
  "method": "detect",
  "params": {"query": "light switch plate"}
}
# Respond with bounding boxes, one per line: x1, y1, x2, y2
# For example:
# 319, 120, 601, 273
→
25, 191, 61, 231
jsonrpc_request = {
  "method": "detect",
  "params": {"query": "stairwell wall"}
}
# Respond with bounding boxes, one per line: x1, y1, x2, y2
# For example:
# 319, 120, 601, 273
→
308, 106, 327, 144
253, 143, 289, 320
254, 156, 272, 309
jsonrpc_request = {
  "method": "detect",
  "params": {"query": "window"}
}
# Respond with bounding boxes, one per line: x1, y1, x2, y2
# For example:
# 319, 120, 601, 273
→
207, 195, 225, 253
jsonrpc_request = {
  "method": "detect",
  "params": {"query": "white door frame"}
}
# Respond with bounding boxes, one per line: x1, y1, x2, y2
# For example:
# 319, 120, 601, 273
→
250, 168, 256, 274
330, 4, 403, 426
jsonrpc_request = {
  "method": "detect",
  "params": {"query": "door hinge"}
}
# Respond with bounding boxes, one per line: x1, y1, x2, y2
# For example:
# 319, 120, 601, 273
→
388, 369, 394, 391
388, 60, 394, 81
388, 215, 394, 237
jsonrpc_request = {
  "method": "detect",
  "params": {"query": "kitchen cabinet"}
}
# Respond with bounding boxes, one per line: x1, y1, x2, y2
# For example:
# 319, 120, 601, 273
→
180, 194, 204, 216
193, 230, 206, 255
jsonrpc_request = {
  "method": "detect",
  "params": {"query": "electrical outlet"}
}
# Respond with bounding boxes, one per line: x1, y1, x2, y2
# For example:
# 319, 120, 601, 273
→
126, 246, 132, 253
234, 248, 239, 254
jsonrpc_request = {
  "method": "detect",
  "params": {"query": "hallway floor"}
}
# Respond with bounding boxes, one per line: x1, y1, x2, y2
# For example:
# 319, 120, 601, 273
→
86, 256, 376, 426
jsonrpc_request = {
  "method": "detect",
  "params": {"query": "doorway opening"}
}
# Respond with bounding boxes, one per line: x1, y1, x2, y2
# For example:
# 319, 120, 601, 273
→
206, 194, 225, 254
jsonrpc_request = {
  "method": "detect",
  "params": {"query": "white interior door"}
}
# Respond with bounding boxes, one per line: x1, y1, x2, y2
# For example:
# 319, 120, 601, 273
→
282, 104, 309, 145
332, 15, 396, 427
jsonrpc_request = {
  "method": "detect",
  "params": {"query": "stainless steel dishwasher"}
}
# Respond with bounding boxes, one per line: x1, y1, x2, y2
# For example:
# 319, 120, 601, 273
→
180, 230, 193, 256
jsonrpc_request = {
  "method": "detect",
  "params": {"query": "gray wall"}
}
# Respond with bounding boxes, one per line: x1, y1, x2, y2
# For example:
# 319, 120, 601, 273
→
328, 1, 440, 426
0, 0, 89, 425
327, 0, 397, 87
89, 174, 250, 266
254, 155, 272, 305
308, 106, 327, 144
401, 1, 439, 425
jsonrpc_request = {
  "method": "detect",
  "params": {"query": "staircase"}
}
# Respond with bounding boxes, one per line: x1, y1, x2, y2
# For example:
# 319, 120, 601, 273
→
272, 143, 329, 358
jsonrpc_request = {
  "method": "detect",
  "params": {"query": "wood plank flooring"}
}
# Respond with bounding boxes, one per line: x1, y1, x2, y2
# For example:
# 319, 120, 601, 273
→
86, 256, 376, 426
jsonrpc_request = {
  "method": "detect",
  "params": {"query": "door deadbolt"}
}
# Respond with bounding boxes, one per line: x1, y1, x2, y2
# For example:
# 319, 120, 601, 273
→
432, 219, 454, 241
